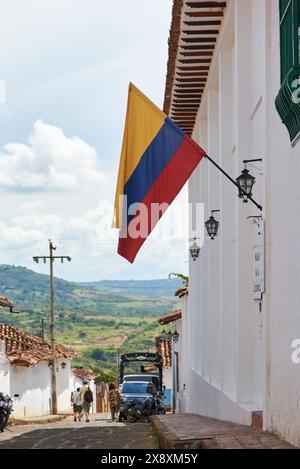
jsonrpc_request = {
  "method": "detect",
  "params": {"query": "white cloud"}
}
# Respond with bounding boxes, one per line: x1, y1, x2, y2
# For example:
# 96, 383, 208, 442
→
0, 119, 106, 191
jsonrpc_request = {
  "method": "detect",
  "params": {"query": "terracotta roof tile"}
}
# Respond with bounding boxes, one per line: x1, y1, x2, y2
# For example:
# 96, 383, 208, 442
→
72, 367, 98, 381
0, 323, 75, 367
158, 309, 182, 325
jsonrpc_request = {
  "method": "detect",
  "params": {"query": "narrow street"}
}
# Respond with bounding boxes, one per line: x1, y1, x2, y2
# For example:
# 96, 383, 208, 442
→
0, 414, 158, 449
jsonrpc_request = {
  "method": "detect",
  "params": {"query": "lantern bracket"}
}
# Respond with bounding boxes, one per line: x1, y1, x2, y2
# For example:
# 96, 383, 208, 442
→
204, 154, 262, 211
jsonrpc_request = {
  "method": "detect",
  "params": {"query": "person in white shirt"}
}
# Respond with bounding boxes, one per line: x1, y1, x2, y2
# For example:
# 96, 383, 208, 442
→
71, 387, 83, 422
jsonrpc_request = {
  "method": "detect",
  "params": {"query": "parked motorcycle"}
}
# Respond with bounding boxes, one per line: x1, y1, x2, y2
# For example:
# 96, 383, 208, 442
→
126, 396, 158, 423
0, 392, 19, 432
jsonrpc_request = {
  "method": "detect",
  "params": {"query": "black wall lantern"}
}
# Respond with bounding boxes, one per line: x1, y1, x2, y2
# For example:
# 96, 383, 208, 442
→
172, 330, 179, 343
189, 238, 201, 261
205, 210, 220, 240
236, 159, 262, 203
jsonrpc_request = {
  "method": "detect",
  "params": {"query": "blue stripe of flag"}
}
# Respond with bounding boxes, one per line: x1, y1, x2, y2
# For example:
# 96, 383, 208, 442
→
124, 117, 184, 227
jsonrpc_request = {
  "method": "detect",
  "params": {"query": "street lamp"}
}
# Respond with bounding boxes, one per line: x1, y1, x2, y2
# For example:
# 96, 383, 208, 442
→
236, 159, 262, 203
172, 330, 179, 343
205, 210, 220, 240
189, 238, 201, 261
160, 328, 180, 414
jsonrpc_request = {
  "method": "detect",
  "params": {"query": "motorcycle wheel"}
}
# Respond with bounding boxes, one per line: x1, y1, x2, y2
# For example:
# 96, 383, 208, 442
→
127, 408, 138, 423
0, 413, 7, 432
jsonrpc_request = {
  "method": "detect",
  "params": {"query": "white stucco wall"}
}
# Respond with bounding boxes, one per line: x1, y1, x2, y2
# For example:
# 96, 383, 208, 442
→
263, 0, 300, 446
9, 358, 72, 418
0, 340, 10, 395
188, 0, 265, 426
11, 362, 51, 417
186, 0, 300, 445
56, 359, 73, 413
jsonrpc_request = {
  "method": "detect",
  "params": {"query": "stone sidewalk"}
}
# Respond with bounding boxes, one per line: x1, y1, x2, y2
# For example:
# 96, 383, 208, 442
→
151, 414, 295, 449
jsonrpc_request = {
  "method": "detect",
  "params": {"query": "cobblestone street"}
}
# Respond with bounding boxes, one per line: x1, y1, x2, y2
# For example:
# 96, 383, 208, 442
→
0, 414, 158, 449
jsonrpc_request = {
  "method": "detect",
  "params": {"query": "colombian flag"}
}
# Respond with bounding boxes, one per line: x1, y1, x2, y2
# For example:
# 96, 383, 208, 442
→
113, 83, 205, 263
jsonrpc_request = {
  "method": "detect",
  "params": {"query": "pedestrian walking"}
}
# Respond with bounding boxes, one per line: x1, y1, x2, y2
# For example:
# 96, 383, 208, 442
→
71, 387, 83, 422
108, 383, 121, 422
81, 382, 93, 422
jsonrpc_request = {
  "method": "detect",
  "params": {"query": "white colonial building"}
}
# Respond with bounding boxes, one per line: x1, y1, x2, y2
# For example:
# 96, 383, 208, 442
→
0, 322, 74, 418
164, 0, 300, 446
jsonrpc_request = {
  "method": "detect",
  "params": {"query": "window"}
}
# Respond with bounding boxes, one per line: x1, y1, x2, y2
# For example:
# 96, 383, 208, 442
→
276, 0, 300, 144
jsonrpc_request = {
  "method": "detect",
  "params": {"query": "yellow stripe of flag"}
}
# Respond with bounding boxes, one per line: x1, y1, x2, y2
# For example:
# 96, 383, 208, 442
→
113, 83, 166, 228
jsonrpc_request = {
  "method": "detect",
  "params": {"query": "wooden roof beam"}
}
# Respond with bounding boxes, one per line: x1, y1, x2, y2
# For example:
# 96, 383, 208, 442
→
180, 51, 213, 57
185, 11, 224, 17
179, 58, 212, 64
174, 88, 203, 93
183, 20, 222, 26
180, 44, 215, 49
181, 37, 217, 43
177, 65, 209, 73
186, 1, 226, 7
182, 30, 220, 35
176, 83, 206, 88
175, 73, 207, 83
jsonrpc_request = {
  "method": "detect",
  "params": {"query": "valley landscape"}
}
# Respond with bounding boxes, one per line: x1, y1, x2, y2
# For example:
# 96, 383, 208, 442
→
0, 265, 181, 374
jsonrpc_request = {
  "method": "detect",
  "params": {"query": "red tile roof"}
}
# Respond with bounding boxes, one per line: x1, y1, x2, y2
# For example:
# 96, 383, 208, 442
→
0, 323, 75, 367
72, 367, 98, 381
158, 309, 182, 325
156, 337, 172, 367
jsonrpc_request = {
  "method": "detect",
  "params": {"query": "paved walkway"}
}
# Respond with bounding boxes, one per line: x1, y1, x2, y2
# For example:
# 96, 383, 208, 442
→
151, 414, 295, 449
0, 414, 157, 449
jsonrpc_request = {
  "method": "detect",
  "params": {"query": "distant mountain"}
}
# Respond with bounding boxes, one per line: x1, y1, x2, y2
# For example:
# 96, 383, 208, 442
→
81, 278, 183, 297
0, 265, 182, 316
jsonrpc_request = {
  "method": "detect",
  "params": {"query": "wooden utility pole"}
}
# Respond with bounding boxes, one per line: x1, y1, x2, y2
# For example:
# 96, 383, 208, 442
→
41, 318, 45, 342
33, 240, 71, 415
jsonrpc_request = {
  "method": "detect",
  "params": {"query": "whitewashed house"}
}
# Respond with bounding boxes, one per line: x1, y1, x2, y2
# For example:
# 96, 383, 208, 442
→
164, 0, 300, 445
0, 323, 74, 418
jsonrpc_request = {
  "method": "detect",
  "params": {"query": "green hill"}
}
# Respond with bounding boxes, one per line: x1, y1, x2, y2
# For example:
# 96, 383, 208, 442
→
0, 265, 183, 371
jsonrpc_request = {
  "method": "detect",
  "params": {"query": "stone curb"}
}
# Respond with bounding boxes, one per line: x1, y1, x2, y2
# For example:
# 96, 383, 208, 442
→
150, 416, 206, 449
9, 414, 70, 426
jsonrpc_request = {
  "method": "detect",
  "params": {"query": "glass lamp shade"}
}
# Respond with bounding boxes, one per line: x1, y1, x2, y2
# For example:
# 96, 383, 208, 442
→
166, 330, 173, 341
189, 240, 200, 261
236, 168, 256, 202
205, 215, 219, 240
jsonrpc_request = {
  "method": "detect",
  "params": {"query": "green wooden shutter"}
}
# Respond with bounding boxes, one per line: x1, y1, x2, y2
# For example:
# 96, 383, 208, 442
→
276, 0, 300, 144
280, 0, 294, 83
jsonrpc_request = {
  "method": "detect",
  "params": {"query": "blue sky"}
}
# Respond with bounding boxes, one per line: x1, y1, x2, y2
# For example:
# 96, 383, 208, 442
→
0, 0, 189, 281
